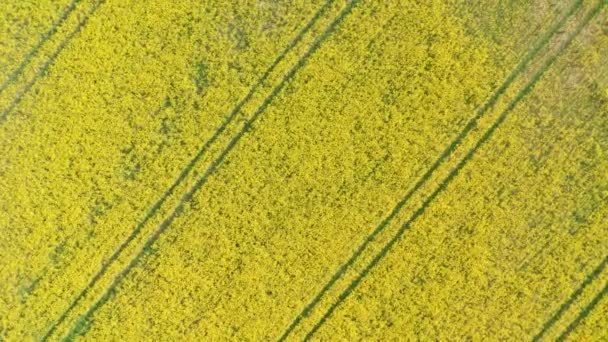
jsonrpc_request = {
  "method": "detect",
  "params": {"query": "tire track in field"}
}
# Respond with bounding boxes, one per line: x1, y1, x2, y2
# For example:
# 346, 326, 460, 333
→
533, 254, 608, 341
557, 280, 608, 340
0, 0, 80, 95
40, 0, 336, 339
44, 0, 359, 340
301, 2, 604, 339
0, 0, 104, 123
277, 0, 584, 339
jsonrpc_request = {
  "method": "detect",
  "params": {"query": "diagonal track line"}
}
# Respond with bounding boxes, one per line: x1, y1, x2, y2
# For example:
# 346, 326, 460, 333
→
40, 0, 336, 339
300, 2, 605, 339
0, 0, 80, 96
277, 1, 584, 339
557, 279, 608, 341
0, 0, 104, 123
52, 0, 361, 340
533, 254, 608, 341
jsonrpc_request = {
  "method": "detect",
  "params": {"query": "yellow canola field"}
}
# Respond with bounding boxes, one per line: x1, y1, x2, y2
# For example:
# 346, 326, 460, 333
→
0, 0, 72, 86
1, 0, 606, 341
1, 0, 330, 339
313, 6, 608, 340
58, 0, 599, 341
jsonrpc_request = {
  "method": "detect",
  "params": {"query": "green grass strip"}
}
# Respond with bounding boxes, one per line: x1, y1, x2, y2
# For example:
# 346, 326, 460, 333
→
277, 0, 583, 340
534, 254, 608, 341
302, 1, 603, 339
0, 0, 80, 96
55, 1, 359, 340
39, 0, 336, 340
